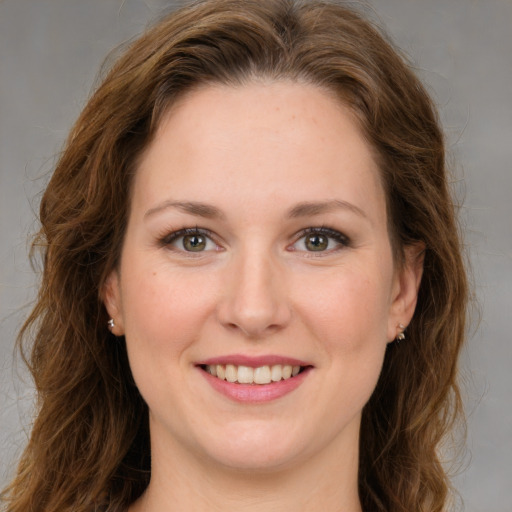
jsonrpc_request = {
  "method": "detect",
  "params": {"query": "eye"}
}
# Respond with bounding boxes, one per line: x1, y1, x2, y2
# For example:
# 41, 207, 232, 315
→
304, 233, 329, 251
291, 227, 349, 253
181, 233, 209, 252
160, 228, 219, 253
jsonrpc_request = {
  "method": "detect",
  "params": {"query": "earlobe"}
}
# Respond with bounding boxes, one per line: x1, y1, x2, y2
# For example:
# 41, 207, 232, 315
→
387, 242, 425, 342
102, 270, 124, 336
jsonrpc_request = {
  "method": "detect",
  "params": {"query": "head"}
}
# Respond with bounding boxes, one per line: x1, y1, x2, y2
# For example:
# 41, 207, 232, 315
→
10, 1, 467, 511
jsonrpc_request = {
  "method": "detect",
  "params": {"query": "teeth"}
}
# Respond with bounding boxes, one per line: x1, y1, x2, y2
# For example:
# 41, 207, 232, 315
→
253, 365, 271, 384
225, 364, 237, 382
271, 365, 282, 382
205, 363, 303, 384
216, 364, 225, 380
237, 365, 254, 384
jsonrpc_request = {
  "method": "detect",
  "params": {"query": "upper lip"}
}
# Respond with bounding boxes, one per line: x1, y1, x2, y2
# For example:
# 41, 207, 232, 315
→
196, 354, 312, 368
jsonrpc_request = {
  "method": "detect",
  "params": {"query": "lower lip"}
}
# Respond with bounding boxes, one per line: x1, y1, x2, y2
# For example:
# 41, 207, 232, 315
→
199, 367, 312, 403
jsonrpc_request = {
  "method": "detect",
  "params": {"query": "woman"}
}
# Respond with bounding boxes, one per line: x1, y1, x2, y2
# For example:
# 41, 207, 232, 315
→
1, 0, 468, 511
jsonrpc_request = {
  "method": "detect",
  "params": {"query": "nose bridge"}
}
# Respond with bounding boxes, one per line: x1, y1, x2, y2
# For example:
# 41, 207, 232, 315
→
218, 242, 290, 338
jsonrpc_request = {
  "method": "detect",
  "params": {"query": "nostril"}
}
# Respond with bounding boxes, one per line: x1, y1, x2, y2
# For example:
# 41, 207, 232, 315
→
215, 277, 292, 338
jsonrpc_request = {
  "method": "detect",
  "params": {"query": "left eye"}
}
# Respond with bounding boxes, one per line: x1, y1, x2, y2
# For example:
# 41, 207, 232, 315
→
291, 228, 349, 252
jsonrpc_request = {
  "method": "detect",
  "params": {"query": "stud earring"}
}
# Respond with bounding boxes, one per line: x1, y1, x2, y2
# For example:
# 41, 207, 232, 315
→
396, 323, 406, 342
107, 318, 115, 330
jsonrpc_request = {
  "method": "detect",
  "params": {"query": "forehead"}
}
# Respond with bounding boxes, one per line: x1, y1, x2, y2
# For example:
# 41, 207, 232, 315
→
133, 81, 385, 222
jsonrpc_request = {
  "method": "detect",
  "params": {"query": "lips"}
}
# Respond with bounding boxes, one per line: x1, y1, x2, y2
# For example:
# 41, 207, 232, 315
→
196, 355, 312, 402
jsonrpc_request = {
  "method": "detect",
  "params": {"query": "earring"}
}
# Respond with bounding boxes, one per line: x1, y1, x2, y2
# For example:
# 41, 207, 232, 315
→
396, 323, 406, 342
107, 318, 115, 330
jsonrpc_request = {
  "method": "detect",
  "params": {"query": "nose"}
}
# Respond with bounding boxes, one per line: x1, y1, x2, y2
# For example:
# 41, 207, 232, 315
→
216, 248, 292, 339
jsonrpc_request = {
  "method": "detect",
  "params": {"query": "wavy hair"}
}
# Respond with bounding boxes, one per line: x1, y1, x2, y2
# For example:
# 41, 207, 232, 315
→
2, 1, 468, 511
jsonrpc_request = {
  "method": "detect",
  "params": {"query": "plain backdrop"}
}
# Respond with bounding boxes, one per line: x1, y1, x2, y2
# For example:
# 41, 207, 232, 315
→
0, 1, 511, 511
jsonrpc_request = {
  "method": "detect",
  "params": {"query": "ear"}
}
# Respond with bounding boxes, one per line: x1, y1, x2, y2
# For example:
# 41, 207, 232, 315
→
387, 242, 425, 342
102, 270, 125, 336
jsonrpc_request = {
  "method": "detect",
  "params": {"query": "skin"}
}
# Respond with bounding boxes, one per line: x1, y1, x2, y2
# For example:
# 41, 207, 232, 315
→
104, 81, 423, 512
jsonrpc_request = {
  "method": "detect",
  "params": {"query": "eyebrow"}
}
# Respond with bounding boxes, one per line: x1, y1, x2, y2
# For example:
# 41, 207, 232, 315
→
144, 200, 226, 220
144, 198, 367, 222
287, 200, 368, 220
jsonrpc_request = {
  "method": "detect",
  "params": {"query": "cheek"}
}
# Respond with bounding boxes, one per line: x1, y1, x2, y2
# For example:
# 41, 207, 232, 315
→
295, 264, 393, 351
291, 260, 393, 408
120, 264, 218, 367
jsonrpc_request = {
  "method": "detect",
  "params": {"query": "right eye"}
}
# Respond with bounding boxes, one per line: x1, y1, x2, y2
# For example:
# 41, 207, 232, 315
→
160, 228, 219, 253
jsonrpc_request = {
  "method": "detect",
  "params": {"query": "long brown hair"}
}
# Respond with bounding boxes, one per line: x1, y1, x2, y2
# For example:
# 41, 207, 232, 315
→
2, 1, 468, 511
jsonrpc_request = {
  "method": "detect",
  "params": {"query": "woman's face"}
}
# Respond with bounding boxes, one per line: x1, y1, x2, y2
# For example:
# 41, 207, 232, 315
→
105, 82, 421, 472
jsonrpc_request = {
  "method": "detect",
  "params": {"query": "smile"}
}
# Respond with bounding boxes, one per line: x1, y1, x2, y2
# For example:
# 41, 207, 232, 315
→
197, 355, 312, 402
202, 364, 303, 384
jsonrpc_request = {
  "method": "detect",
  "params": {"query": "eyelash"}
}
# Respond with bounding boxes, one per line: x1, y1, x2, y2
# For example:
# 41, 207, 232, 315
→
291, 227, 351, 253
157, 226, 350, 254
158, 227, 217, 247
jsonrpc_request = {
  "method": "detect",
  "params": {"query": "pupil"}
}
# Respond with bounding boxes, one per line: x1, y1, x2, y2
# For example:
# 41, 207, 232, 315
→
306, 234, 328, 251
184, 234, 206, 251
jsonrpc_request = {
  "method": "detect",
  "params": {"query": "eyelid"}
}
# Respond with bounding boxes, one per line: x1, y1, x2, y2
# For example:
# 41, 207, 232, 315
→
289, 226, 351, 253
158, 227, 221, 251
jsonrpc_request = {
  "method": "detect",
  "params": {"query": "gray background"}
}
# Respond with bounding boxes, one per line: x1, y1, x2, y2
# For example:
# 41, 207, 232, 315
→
0, 1, 511, 511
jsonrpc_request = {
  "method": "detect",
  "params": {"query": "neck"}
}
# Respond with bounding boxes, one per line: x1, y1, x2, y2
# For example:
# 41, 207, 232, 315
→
129, 423, 363, 512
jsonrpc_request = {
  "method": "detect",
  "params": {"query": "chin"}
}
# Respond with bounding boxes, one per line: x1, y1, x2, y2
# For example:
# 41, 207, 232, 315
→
195, 421, 309, 472
207, 447, 302, 473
